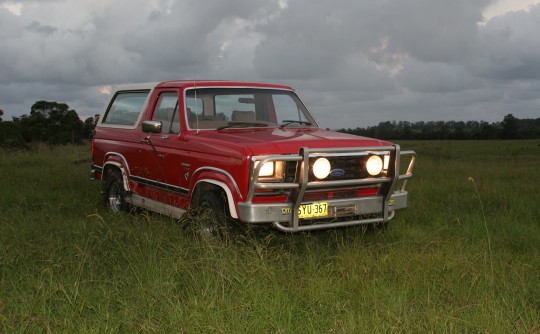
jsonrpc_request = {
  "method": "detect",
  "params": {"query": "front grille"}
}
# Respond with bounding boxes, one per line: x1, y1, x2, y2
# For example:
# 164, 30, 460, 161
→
285, 161, 298, 183
284, 156, 383, 182
250, 148, 397, 208
322, 156, 368, 180
303, 187, 379, 201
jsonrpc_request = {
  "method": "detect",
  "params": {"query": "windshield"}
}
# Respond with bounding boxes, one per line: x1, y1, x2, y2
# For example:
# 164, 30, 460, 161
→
184, 88, 318, 130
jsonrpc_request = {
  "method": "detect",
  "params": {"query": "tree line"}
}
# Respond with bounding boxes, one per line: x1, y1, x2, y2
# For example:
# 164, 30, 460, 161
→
1, 102, 538, 149
0, 101, 98, 148
337, 114, 540, 140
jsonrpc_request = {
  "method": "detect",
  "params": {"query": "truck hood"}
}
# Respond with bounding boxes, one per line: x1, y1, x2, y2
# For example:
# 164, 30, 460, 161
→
188, 128, 392, 157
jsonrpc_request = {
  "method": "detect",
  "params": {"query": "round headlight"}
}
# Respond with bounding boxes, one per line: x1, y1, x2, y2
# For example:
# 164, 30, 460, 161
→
366, 155, 383, 176
257, 161, 274, 177
313, 157, 331, 179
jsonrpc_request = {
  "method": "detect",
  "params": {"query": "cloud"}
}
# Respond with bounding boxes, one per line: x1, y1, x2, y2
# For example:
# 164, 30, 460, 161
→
2, 1, 23, 16
483, 0, 540, 20
0, 0, 539, 127
397, 60, 483, 93
469, 4, 540, 81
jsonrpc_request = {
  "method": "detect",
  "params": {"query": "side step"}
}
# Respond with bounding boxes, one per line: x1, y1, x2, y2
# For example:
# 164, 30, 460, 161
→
125, 194, 186, 219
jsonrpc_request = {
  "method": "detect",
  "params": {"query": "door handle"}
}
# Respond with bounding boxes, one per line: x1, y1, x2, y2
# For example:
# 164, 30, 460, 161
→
140, 136, 165, 159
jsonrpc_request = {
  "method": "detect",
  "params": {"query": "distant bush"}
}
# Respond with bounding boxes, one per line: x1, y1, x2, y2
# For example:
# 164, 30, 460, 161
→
0, 101, 98, 148
0, 121, 26, 148
337, 114, 540, 140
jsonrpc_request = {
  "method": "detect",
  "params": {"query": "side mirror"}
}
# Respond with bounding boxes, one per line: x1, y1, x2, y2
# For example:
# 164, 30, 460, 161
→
142, 120, 162, 134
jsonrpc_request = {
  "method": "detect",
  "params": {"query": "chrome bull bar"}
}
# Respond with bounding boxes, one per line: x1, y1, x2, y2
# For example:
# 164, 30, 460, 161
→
246, 145, 416, 232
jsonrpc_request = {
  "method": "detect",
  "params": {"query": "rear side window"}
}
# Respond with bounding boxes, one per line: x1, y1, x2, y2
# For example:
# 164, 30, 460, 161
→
102, 90, 150, 126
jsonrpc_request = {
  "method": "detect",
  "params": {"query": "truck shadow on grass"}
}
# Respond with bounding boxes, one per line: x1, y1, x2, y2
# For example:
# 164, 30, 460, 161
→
174, 203, 391, 250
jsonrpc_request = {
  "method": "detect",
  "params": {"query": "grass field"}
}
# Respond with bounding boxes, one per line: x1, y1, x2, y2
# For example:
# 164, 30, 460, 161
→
0, 140, 539, 333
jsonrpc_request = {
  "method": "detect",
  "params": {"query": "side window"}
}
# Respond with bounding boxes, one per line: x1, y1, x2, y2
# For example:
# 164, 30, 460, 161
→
102, 91, 149, 126
152, 92, 179, 134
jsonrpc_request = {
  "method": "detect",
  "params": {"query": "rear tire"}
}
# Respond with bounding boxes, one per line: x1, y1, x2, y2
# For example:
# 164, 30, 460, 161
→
104, 170, 127, 213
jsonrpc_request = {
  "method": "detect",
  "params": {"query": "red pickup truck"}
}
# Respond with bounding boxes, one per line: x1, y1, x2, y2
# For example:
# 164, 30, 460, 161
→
91, 80, 416, 235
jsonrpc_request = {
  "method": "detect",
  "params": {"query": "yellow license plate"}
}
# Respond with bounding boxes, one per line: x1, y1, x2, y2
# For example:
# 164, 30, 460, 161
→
298, 202, 328, 219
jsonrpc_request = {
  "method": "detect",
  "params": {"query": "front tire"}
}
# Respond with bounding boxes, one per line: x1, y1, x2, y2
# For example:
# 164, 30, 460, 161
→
197, 191, 232, 239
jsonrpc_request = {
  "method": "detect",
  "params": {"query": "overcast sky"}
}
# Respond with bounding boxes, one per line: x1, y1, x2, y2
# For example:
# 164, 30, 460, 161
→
1, 0, 539, 128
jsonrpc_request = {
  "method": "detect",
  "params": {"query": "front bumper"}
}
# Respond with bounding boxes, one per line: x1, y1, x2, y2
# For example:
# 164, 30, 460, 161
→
90, 164, 103, 181
238, 190, 408, 232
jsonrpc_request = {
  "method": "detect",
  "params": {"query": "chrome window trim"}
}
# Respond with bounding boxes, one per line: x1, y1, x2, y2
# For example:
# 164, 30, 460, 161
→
183, 86, 320, 131
97, 83, 158, 130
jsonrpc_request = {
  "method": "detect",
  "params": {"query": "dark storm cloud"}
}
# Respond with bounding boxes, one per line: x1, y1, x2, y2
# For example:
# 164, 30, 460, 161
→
396, 60, 483, 93
122, 0, 265, 69
25, 20, 57, 35
379, 0, 490, 63
0, 0, 539, 127
253, 0, 490, 78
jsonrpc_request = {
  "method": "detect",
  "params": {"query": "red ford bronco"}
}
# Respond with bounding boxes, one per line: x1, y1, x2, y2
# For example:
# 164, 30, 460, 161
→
91, 80, 416, 234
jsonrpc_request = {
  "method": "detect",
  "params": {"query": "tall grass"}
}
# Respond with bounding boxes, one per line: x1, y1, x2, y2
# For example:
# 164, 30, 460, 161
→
0, 141, 539, 333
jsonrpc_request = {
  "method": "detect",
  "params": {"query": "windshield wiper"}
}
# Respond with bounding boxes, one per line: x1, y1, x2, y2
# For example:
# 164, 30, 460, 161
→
217, 122, 268, 130
279, 120, 312, 129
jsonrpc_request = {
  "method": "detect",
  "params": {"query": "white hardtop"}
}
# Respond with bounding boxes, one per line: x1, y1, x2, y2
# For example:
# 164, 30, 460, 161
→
112, 82, 159, 92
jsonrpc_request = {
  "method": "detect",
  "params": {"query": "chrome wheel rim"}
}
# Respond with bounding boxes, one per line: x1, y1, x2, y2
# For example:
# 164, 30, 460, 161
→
108, 182, 122, 213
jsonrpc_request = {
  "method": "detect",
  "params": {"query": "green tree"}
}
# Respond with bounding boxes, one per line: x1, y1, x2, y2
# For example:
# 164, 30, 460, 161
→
0, 121, 25, 148
0, 109, 3, 122
501, 114, 518, 139
375, 121, 395, 139
16, 101, 84, 145
479, 121, 498, 139
337, 115, 540, 140
82, 114, 99, 138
